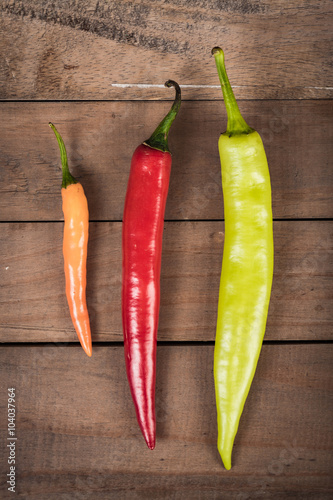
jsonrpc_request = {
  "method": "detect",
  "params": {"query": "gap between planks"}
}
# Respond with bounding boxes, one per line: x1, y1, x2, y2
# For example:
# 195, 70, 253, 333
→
0, 219, 332, 223
1, 340, 333, 348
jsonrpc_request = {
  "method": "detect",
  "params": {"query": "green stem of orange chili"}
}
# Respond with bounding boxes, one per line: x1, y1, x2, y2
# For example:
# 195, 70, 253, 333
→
49, 122, 78, 188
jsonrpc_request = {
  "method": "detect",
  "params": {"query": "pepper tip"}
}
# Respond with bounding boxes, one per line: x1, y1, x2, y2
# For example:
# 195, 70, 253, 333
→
143, 430, 156, 450
146, 440, 155, 450
82, 343, 92, 357
219, 447, 232, 470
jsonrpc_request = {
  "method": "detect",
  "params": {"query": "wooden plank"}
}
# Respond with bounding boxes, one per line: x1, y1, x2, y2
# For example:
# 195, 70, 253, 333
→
1, 100, 332, 221
0, 1, 332, 100
0, 221, 332, 343
0, 344, 332, 498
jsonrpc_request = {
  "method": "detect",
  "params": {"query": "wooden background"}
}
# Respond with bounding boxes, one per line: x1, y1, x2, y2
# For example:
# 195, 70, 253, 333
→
0, 0, 332, 498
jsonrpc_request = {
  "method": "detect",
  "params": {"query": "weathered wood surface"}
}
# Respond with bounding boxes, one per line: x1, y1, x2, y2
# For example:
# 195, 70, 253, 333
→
0, 344, 332, 498
0, 1, 332, 496
1, 100, 332, 222
0, 221, 331, 343
1, 0, 332, 100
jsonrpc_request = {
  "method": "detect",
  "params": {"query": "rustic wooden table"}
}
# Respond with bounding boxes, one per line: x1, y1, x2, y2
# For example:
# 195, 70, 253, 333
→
0, 1, 332, 498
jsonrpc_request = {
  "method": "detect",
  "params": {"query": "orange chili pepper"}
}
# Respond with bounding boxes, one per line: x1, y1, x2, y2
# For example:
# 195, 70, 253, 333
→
49, 123, 92, 357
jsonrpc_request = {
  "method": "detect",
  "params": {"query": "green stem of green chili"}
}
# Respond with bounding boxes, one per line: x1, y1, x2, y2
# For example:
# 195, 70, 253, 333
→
144, 80, 181, 153
212, 47, 253, 136
49, 122, 77, 189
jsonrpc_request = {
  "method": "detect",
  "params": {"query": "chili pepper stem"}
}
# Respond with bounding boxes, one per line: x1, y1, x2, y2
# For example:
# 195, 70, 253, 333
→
211, 47, 253, 136
49, 122, 78, 188
144, 80, 181, 153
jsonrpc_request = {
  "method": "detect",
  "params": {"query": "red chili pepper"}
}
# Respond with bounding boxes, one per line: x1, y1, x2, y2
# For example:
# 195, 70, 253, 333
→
122, 81, 181, 449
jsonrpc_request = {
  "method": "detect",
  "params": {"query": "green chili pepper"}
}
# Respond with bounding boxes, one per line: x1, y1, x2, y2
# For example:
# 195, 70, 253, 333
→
212, 47, 274, 470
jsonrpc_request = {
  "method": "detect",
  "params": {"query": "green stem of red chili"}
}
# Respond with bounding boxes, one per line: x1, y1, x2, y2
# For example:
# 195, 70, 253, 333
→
144, 80, 181, 152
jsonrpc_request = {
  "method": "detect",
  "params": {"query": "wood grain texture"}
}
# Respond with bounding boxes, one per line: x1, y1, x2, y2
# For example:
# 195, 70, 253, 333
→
1, 100, 332, 221
0, 344, 332, 498
0, 0, 332, 100
0, 2, 331, 497
0, 221, 331, 343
